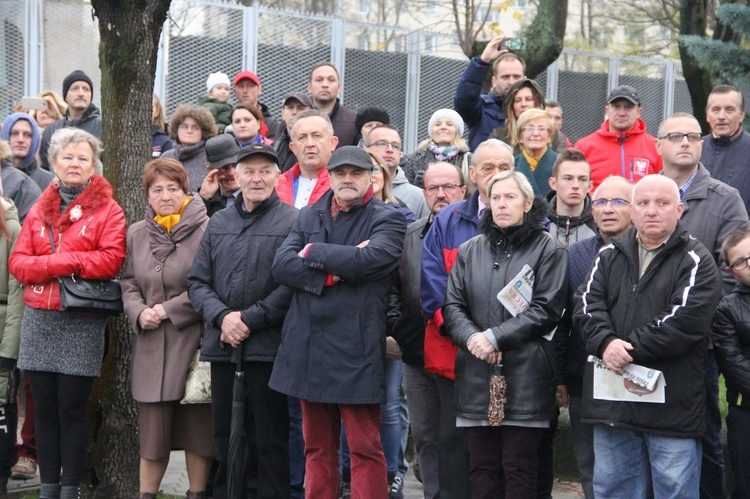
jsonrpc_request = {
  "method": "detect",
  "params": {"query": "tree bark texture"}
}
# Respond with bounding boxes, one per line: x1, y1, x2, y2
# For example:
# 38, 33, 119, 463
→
523, 0, 568, 79
86, 0, 172, 496
679, 0, 713, 132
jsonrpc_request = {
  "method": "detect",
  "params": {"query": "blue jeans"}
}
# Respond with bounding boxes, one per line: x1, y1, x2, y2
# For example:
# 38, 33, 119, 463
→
593, 425, 701, 499
341, 358, 403, 474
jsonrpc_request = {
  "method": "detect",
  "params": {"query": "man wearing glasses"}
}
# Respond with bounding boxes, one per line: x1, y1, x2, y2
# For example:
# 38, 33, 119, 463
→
365, 125, 428, 218
555, 175, 633, 499
655, 112, 750, 499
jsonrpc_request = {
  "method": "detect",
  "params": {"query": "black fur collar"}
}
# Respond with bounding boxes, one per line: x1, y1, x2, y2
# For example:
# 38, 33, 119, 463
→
478, 196, 547, 248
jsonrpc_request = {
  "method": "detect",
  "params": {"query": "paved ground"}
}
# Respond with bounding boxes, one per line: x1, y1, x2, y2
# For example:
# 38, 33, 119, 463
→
159, 450, 584, 498
6, 449, 583, 498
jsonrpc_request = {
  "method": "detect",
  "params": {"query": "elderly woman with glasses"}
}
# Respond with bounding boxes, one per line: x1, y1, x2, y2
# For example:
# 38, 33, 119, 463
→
403, 109, 471, 188
161, 104, 218, 193
513, 108, 558, 196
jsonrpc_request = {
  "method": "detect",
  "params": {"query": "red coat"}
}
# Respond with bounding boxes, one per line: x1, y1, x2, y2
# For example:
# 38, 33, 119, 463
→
575, 118, 662, 191
275, 163, 331, 206
9, 175, 126, 311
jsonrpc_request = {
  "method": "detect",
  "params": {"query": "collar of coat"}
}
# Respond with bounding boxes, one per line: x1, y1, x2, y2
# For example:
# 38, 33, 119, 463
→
478, 196, 547, 247
37, 174, 113, 231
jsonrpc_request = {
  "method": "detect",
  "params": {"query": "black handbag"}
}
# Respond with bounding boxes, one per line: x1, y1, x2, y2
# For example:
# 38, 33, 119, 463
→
48, 227, 123, 315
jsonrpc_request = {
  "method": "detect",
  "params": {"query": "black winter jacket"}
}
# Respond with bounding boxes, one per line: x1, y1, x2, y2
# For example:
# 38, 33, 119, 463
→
187, 192, 298, 363
388, 216, 433, 366
443, 199, 568, 421
574, 222, 722, 437
40, 104, 102, 170
713, 284, 750, 410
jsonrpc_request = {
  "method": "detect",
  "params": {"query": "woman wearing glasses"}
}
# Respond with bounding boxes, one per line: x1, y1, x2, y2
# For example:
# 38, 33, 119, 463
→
513, 109, 558, 197
161, 104, 218, 193
403, 109, 471, 188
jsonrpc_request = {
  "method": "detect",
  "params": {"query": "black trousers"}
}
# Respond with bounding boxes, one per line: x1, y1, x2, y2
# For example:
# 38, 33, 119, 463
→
0, 401, 18, 478
210, 361, 290, 499
26, 371, 93, 486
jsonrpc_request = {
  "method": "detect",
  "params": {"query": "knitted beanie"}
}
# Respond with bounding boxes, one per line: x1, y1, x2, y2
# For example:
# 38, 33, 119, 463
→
428, 109, 464, 138
206, 72, 231, 93
62, 70, 93, 99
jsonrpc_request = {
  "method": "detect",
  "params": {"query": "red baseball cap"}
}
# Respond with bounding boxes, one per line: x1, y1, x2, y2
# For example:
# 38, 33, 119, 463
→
234, 70, 260, 86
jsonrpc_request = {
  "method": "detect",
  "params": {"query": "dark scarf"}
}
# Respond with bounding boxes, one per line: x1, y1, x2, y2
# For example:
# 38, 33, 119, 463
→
478, 197, 548, 249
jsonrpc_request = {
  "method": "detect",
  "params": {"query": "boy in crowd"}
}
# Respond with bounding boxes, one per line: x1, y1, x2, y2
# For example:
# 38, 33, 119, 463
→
199, 71, 233, 133
546, 149, 596, 247
713, 229, 750, 499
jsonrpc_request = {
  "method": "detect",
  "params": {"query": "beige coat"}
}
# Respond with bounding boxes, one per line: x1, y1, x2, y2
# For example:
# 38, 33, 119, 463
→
121, 196, 208, 403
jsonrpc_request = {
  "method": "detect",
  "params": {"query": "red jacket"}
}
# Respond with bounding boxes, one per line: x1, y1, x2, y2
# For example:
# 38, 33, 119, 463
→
276, 163, 331, 207
575, 118, 662, 191
9, 175, 126, 311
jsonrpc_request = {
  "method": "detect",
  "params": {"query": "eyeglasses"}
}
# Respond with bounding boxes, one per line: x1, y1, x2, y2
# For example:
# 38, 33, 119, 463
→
368, 140, 403, 151
730, 255, 750, 271
658, 132, 702, 143
425, 183, 462, 194
178, 124, 201, 132
522, 125, 549, 134
591, 198, 630, 207
372, 165, 384, 173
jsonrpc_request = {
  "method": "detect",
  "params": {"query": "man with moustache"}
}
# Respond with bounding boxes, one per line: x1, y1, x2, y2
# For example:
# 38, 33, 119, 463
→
388, 161, 467, 499
420, 138, 515, 498
555, 176, 634, 499
270, 146, 406, 497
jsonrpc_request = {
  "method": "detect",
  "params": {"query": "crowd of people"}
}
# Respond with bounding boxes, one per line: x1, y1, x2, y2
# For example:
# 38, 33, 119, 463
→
0, 32, 747, 499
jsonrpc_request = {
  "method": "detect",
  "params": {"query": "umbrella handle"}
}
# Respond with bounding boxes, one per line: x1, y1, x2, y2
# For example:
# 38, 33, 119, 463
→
236, 342, 243, 372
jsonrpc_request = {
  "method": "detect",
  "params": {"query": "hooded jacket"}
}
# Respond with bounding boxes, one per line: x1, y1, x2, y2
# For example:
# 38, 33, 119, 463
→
39, 104, 103, 170
0, 114, 54, 191
713, 284, 750, 411
575, 118, 662, 191
443, 199, 568, 421
0, 200, 21, 404
545, 193, 597, 247
276, 164, 331, 207
574, 222, 722, 437
0, 151, 42, 224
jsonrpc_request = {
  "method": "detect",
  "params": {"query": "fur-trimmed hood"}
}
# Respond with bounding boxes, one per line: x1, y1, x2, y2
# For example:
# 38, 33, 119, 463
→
478, 196, 547, 247
36, 174, 114, 231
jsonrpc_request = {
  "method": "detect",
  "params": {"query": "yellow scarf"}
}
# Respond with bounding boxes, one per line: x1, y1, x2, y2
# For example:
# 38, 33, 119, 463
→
153, 196, 192, 234
522, 147, 548, 172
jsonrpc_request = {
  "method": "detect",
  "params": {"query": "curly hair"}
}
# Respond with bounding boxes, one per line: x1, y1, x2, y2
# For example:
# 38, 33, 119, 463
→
168, 104, 217, 143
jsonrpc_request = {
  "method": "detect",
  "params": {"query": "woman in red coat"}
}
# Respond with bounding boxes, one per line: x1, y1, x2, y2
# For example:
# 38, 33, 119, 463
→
8, 128, 126, 499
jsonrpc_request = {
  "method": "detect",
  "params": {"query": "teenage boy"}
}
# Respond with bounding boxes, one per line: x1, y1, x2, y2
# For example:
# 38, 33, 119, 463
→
546, 149, 596, 247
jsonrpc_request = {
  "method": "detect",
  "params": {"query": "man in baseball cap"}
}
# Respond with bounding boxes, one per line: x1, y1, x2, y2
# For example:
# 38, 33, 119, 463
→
575, 84, 662, 190
276, 92, 314, 172
233, 70, 280, 141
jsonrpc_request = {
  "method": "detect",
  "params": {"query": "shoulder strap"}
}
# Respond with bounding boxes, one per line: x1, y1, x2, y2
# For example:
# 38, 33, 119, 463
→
47, 225, 56, 253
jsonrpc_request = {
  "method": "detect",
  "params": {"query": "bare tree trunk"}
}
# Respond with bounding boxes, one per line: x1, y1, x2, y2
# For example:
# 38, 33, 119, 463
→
84, 0, 172, 496
523, 0, 568, 78
679, 0, 713, 132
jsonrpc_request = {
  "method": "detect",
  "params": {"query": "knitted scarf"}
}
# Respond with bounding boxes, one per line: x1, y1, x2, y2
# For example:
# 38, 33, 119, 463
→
428, 141, 459, 161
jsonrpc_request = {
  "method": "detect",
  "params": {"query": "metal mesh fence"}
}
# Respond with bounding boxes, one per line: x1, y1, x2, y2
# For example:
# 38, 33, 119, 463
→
256, 11, 332, 122
0, 0, 25, 117
164, 1, 244, 116
42, 0, 101, 109
1, 0, 695, 156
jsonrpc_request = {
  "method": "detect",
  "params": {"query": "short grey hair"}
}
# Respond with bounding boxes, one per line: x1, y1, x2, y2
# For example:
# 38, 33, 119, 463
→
291, 109, 334, 139
486, 170, 533, 202
471, 139, 513, 166
48, 128, 103, 175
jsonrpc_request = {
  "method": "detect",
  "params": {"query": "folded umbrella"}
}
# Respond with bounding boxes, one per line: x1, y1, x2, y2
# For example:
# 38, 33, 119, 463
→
227, 342, 247, 498
488, 363, 507, 426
